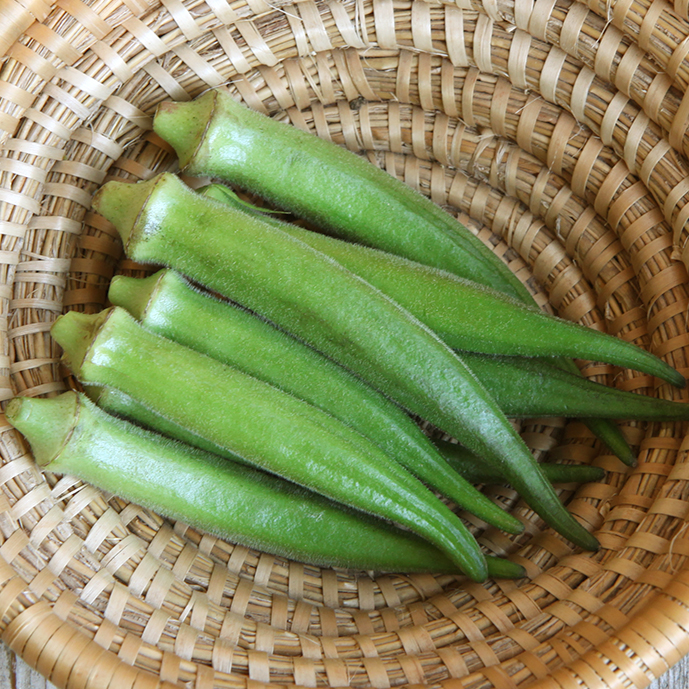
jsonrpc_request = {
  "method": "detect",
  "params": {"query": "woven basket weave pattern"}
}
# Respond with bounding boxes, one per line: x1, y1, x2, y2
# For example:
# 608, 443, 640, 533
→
2, 0, 689, 687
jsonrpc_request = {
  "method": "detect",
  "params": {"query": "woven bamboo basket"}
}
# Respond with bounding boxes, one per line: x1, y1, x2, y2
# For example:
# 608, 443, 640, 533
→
4, 0, 689, 686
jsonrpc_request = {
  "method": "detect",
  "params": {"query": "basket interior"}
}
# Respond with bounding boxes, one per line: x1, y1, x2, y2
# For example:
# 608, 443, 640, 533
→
2, 0, 689, 687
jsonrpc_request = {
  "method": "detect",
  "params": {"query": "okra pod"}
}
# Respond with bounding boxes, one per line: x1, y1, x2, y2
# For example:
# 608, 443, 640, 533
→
108, 268, 523, 535
6, 392, 478, 574
151, 95, 678, 386
197, 184, 682, 386
153, 89, 530, 303
434, 439, 606, 485
194, 185, 647, 466
459, 351, 689, 420
92, 173, 599, 552
52, 307, 491, 580
89, 385, 605, 489
155, 92, 637, 458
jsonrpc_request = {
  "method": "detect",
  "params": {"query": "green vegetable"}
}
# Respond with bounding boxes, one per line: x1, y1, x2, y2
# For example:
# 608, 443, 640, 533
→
108, 268, 522, 535
191, 183, 658, 466
88, 384, 606, 488
51, 307, 491, 580
153, 90, 530, 303
484, 556, 526, 579
580, 418, 635, 466
196, 183, 682, 386
434, 439, 606, 485
86, 385, 249, 461
195, 187, 655, 468
155, 91, 639, 460
458, 351, 689, 421
92, 172, 599, 552
6, 391, 493, 574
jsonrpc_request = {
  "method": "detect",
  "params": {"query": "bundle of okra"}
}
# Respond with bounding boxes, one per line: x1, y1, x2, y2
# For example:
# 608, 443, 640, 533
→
8, 89, 689, 582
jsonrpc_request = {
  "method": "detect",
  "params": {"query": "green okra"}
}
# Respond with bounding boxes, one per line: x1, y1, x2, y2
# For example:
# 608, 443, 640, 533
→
92, 172, 599, 552
580, 418, 635, 467
7, 391, 499, 575
153, 89, 530, 303
154, 90, 637, 459
459, 351, 689, 421
196, 183, 683, 386
434, 439, 606, 486
193, 184, 643, 467
108, 268, 523, 535
150, 93, 676, 382
89, 385, 605, 489
52, 306, 491, 580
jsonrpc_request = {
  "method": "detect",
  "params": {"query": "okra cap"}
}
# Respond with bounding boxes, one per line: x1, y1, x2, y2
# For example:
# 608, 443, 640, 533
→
6, 393, 79, 468
109, 271, 166, 322
91, 176, 163, 252
153, 91, 218, 170
51, 309, 113, 376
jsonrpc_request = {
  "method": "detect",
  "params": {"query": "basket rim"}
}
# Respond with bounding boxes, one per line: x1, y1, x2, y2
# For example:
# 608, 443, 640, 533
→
2, 1, 689, 688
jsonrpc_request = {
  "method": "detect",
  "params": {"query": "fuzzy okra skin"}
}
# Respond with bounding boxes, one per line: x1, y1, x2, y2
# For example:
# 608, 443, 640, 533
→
52, 307, 491, 580
92, 173, 599, 552
198, 186, 635, 467
174, 87, 637, 459
197, 184, 683, 387
6, 391, 480, 574
150, 95, 664, 457
108, 269, 523, 535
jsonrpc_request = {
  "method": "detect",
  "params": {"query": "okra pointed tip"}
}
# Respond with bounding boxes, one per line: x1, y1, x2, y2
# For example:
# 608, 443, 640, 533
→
672, 370, 687, 389
153, 92, 218, 169
465, 557, 489, 583
485, 556, 526, 579
6, 392, 79, 468
578, 530, 600, 553
615, 446, 637, 468
583, 418, 636, 466
586, 466, 608, 481
502, 516, 525, 536
646, 358, 685, 388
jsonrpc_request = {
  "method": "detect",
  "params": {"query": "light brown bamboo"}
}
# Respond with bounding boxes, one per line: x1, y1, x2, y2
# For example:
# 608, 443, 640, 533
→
0, 1, 688, 688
